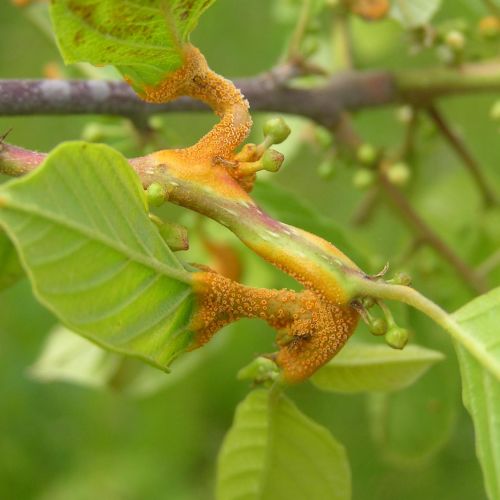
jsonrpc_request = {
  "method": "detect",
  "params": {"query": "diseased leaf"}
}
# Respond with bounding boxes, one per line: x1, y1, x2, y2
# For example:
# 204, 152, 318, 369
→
216, 389, 351, 500
50, 0, 216, 92
454, 288, 500, 500
0, 230, 24, 291
311, 342, 444, 394
390, 0, 441, 28
0, 141, 195, 370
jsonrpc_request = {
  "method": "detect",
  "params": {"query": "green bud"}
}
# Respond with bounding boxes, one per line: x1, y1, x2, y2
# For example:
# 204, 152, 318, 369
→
237, 356, 279, 383
357, 143, 377, 166
316, 159, 335, 180
395, 106, 414, 124
369, 317, 388, 336
148, 116, 163, 131
445, 30, 465, 51
261, 149, 284, 173
158, 222, 189, 251
146, 182, 169, 207
353, 168, 376, 190
386, 162, 411, 187
385, 327, 409, 350
81, 123, 104, 142
392, 271, 412, 286
490, 100, 500, 121
263, 117, 291, 145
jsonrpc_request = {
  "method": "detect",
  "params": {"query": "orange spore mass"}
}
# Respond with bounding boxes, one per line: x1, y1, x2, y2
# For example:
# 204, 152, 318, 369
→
190, 271, 359, 383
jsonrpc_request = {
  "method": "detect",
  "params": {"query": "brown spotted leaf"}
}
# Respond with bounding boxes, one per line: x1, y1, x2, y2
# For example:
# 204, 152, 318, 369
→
50, 0, 216, 92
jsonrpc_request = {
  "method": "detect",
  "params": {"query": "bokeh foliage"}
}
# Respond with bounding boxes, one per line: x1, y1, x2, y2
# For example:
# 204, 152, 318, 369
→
1, 0, 499, 499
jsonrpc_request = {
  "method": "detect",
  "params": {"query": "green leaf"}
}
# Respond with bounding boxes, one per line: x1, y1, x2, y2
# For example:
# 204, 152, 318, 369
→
311, 342, 445, 394
0, 141, 195, 370
50, 0, 216, 92
0, 230, 24, 291
30, 324, 225, 396
29, 325, 121, 388
366, 311, 459, 466
454, 288, 500, 500
253, 181, 371, 270
216, 389, 351, 500
390, 0, 441, 28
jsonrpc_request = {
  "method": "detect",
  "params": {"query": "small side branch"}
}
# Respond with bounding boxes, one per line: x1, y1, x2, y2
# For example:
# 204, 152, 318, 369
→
378, 174, 489, 294
426, 104, 498, 207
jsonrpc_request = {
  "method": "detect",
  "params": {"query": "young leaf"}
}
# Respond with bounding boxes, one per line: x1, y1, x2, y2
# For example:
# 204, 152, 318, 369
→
390, 0, 441, 28
0, 142, 195, 370
311, 342, 445, 394
454, 288, 500, 500
0, 230, 24, 291
50, 0, 216, 92
216, 389, 351, 500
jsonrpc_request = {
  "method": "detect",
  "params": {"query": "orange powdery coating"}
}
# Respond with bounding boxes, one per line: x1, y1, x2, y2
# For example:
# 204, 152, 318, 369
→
151, 148, 253, 201
189, 271, 359, 383
350, 0, 390, 20
248, 230, 361, 305
142, 44, 252, 161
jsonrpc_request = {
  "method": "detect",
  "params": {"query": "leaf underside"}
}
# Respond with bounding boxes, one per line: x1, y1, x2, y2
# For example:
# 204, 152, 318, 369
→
311, 342, 444, 393
216, 389, 351, 500
454, 288, 500, 500
50, 0, 216, 91
0, 141, 195, 370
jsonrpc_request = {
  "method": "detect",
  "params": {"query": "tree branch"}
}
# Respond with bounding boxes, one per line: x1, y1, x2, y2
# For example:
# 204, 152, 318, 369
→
426, 104, 498, 207
2, 61, 500, 127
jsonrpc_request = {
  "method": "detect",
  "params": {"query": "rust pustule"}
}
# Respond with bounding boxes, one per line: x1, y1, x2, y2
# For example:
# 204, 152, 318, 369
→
189, 271, 359, 383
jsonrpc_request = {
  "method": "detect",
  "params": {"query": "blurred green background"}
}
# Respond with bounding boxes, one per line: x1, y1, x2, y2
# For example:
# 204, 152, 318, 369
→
1, 0, 499, 499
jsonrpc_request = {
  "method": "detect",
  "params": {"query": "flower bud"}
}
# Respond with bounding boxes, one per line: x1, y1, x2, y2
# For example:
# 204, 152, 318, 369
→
385, 327, 409, 349
357, 143, 377, 166
263, 117, 291, 145
369, 317, 388, 336
146, 182, 169, 207
261, 149, 284, 173
386, 162, 411, 187
353, 168, 376, 190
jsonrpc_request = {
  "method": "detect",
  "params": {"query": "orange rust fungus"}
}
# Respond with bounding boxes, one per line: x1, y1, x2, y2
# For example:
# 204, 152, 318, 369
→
349, 0, 390, 20
247, 236, 357, 306
142, 44, 252, 163
190, 271, 360, 383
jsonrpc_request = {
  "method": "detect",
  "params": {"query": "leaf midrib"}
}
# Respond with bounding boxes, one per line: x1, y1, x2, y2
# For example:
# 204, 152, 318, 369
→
0, 197, 192, 285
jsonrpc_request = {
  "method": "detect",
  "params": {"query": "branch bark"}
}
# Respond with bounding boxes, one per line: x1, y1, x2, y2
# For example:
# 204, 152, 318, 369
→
2, 61, 500, 127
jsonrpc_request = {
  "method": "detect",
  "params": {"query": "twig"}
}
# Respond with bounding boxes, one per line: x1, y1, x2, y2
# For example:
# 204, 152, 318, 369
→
426, 104, 498, 207
477, 248, 500, 277
3, 61, 500, 127
287, 0, 314, 61
378, 174, 489, 294
351, 188, 380, 226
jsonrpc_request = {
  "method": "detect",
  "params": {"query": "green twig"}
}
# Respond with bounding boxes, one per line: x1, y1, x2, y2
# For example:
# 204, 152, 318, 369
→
351, 278, 500, 380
